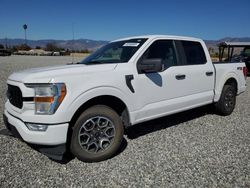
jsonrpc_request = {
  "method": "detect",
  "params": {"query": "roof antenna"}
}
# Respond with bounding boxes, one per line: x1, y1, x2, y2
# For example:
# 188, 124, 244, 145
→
71, 23, 75, 64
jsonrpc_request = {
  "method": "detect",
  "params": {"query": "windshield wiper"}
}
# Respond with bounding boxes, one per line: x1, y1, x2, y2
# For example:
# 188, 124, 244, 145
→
67, 62, 81, 65
67, 61, 103, 65
85, 61, 103, 65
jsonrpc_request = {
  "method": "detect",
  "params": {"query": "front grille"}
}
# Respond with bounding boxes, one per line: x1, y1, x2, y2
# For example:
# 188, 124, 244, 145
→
7, 84, 23, 109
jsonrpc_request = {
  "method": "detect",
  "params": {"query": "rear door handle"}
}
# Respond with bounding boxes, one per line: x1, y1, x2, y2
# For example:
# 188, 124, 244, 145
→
206, 71, 213, 76
175, 74, 186, 80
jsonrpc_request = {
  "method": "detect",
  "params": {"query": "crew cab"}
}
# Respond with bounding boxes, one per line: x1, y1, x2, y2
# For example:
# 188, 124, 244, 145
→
3, 35, 247, 162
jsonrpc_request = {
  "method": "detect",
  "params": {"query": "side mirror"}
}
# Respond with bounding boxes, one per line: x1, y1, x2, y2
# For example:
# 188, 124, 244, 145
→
137, 58, 163, 74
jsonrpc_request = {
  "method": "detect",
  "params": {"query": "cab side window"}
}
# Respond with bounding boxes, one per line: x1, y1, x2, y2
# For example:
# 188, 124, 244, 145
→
140, 40, 177, 69
181, 41, 207, 65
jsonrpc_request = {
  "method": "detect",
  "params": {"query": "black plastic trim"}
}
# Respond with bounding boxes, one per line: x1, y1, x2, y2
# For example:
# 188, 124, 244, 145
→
206, 71, 214, 76
6, 111, 69, 126
7, 84, 23, 108
125, 75, 135, 93
3, 114, 23, 140
175, 74, 186, 80
23, 97, 34, 102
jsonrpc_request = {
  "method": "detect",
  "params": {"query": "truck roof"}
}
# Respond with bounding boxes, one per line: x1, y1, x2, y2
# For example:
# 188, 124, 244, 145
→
112, 35, 203, 42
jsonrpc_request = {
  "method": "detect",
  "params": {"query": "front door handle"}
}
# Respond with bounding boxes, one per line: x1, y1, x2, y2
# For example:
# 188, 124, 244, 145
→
206, 71, 213, 76
175, 74, 186, 80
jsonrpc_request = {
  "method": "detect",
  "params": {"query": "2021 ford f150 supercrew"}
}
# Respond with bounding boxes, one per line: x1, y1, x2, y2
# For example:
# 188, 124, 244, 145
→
3, 35, 247, 162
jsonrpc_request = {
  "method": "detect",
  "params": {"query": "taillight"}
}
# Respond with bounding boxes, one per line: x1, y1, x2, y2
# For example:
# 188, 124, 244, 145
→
243, 66, 248, 79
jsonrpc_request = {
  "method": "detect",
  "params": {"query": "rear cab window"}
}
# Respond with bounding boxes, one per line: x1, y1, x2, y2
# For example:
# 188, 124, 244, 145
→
176, 40, 207, 65
243, 47, 250, 56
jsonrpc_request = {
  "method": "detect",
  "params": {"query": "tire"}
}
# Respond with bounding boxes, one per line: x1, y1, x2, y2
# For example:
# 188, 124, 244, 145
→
70, 105, 124, 162
215, 84, 237, 116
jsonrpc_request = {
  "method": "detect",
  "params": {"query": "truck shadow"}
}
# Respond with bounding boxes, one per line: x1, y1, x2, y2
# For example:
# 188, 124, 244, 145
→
125, 104, 215, 139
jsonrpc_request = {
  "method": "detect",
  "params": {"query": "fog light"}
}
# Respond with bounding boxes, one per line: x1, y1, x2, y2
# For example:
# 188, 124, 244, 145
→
26, 123, 48, 131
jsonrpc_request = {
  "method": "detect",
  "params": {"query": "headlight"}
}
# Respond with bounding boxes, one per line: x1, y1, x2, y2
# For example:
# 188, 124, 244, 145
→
26, 83, 66, 115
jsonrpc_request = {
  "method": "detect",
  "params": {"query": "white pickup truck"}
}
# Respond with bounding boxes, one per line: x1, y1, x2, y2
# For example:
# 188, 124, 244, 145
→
3, 35, 247, 162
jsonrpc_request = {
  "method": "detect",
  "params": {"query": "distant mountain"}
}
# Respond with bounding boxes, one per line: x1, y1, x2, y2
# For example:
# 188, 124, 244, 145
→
0, 38, 108, 51
0, 37, 250, 51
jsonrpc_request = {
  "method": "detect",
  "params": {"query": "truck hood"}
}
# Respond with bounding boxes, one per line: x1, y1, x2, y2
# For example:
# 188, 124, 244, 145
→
8, 64, 117, 83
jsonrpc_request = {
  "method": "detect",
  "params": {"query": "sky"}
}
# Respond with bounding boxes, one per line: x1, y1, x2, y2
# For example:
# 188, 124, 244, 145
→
0, 0, 249, 41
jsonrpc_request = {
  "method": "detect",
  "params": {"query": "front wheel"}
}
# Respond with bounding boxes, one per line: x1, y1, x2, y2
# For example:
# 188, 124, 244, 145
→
70, 105, 124, 162
215, 84, 236, 116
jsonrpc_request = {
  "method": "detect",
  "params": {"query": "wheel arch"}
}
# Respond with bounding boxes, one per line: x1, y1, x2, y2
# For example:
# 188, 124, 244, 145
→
69, 95, 131, 129
224, 77, 238, 92
214, 73, 239, 102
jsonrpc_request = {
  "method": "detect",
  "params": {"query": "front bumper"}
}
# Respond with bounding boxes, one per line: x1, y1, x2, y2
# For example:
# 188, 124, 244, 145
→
3, 111, 70, 160
3, 110, 69, 145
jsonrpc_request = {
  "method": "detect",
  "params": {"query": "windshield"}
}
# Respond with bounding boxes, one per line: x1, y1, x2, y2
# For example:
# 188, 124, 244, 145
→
80, 38, 147, 65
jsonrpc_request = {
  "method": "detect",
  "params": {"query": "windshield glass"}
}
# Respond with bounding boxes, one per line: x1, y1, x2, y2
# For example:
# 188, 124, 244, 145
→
80, 38, 147, 65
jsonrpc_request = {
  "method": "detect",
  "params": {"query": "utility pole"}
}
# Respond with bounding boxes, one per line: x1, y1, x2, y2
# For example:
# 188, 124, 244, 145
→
5, 37, 7, 49
23, 24, 28, 45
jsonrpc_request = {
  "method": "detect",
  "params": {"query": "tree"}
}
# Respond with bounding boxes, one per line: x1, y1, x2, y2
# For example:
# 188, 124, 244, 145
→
15, 44, 31, 51
35, 46, 41, 49
0, 44, 4, 49
45, 43, 63, 52
12, 46, 18, 52
208, 47, 214, 54
81, 49, 90, 53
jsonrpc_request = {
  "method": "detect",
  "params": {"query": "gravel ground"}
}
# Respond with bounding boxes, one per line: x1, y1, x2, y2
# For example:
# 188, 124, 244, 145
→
0, 55, 250, 187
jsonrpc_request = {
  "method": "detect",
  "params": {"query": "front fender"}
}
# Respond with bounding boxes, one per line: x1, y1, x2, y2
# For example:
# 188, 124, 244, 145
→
67, 86, 132, 120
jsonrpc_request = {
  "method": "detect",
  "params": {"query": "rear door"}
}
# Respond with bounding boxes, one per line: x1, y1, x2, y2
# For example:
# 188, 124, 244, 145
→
173, 40, 215, 105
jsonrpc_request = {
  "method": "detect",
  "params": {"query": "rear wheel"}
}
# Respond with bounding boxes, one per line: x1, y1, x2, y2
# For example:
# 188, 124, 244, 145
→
215, 84, 236, 116
70, 105, 124, 162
